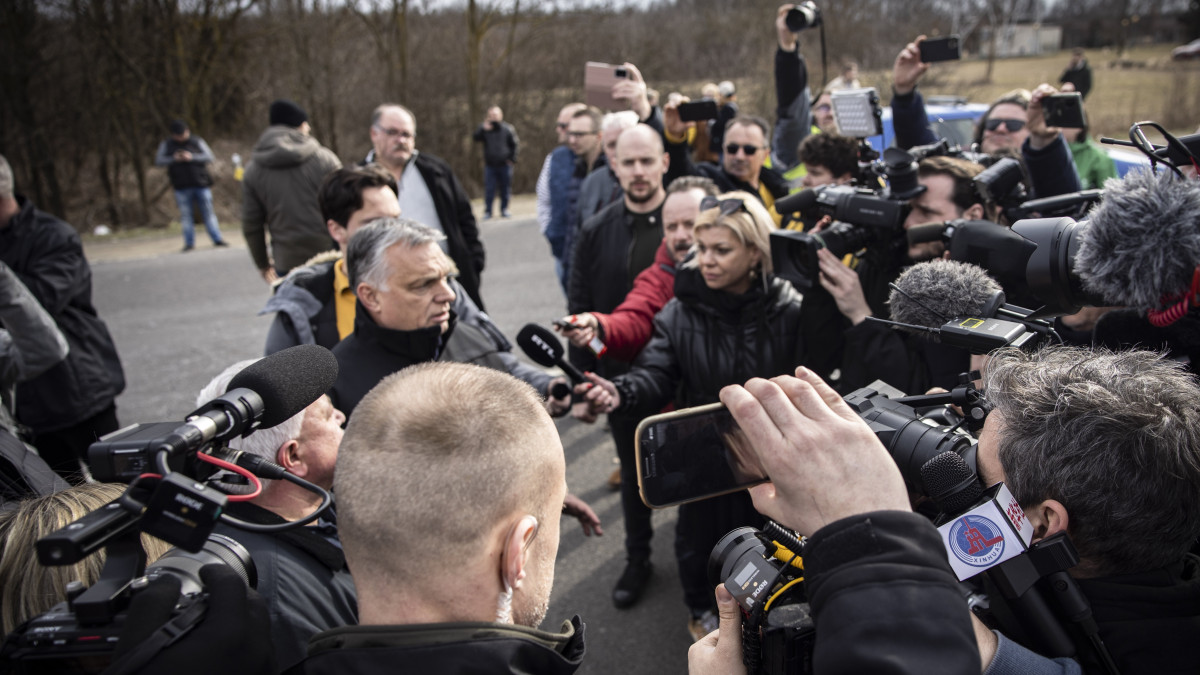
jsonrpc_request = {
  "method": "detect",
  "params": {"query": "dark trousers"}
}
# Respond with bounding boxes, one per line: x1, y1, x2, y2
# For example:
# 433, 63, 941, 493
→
31, 403, 120, 483
484, 164, 512, 214
612, 413, 653, 561
675, 489, 762, 613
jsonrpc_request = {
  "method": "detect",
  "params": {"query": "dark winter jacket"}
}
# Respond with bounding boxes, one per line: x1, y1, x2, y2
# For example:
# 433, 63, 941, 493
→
330, 305, 450, 417
803, 511, 981, 674
214, 502, 358, 671
242, 126, 343, 275
0, 197, 125, 433
1059, 60, 1093, 99
285, 616, 586, 675
545, 145, 577, 261
472, 121, 520, 167
261, 253, 342, 354
154, 135, 215, 189
613, 266, 841, 415
567, 200, 664, 377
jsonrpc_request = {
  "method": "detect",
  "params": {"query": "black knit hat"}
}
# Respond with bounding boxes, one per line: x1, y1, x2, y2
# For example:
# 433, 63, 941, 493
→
168, 119, 188, 135
269, 99, 308, 128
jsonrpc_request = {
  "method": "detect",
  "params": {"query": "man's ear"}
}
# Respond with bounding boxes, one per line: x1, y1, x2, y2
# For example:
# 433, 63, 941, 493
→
661, 152, 670, 174
357, 282, 379, 313
275, 439, 302, 474
1028, 498, 1069, 542
327, 220, 348, 249
963, 202, 986, 221
500, 515, 539, 591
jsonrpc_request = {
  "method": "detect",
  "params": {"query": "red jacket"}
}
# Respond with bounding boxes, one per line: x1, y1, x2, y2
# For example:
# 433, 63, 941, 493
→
595, 240, 677, 362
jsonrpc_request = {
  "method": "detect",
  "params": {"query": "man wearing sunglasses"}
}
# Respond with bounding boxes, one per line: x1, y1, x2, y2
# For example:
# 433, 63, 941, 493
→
890, 36, 1081, 201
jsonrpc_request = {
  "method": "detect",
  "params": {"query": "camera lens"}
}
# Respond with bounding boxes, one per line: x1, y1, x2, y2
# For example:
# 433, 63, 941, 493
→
708, 526, 766, 590
146, 533, 258, 596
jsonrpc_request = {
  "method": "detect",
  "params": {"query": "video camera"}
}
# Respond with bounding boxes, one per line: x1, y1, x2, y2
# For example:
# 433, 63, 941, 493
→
1, 345, 338, 672
770, 148, 926, 287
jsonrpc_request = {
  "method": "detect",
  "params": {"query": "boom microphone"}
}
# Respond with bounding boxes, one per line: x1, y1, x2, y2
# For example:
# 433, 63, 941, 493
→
1076, 169, 1200, 312
888, 259, 1005, 332
517, 323, 586, 383
225, 344, 339, 429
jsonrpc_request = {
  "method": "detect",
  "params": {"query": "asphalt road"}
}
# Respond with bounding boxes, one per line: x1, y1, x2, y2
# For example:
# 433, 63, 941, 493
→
91, 213, 693, 674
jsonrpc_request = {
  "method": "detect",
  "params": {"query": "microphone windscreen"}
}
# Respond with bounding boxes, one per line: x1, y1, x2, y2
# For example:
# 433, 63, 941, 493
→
888, 260, 1003, 338
228, 345, 338, 429
516, 323, 563, 368
1077, 169, 1200, 310
920, 451, 984, 515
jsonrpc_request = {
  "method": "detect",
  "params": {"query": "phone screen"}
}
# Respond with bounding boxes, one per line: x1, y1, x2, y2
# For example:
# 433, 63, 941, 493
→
635, 403, 768, 508
918, 36, 961, 63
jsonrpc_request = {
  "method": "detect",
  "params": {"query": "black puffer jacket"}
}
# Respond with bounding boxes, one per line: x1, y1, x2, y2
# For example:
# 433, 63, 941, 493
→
615, 266, 841, 414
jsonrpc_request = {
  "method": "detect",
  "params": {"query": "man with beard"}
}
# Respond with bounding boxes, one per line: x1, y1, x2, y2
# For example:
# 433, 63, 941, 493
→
286, 362, 585, 674
557, 176, 716, 609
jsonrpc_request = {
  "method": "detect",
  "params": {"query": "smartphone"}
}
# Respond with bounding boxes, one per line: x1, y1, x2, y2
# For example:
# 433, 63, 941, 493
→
677, 99, 719, 123
1041, 92, 1086, 129
918, 36, 962, 63
635, 403, 767, 508
552, 319, 578, 332
584, 62, 629, 110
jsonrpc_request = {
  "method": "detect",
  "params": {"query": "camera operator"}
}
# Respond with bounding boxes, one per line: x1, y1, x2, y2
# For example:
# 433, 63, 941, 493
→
196, 360, 357, 671
287, 362, 586, 673
692, 347, 1200, 674
824, 156, 986, 392
890, 36, 1081, 200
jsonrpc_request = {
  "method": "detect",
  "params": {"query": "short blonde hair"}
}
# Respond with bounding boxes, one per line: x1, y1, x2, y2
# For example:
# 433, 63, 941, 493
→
0, 484, 172, 634
687, 190, 775, 275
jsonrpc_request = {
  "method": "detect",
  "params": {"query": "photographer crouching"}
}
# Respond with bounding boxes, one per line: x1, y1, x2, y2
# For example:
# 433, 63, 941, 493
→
690, 347, 1200, 675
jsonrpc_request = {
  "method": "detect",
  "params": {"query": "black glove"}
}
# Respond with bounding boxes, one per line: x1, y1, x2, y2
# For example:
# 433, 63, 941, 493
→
108, 564, 276, 675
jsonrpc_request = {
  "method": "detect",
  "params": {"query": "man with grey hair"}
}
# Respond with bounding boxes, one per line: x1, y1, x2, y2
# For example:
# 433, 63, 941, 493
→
196, 359, 357, 671
0, 153, 125, 482
328, 218, 571, 422
691, 347, 1200, 674
364, 103, 487, 309
289, 362, 585, 673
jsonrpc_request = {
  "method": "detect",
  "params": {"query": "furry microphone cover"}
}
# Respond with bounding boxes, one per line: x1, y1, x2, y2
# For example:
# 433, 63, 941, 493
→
1076, 170, 1200, 310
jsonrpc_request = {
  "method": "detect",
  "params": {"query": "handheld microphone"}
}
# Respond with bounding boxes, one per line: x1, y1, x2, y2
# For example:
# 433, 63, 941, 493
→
517, 323, 587, 384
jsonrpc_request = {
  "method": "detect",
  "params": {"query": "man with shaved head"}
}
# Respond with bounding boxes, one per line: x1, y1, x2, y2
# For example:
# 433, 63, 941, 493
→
566, 122, 670, 609
289, 362, 586, 673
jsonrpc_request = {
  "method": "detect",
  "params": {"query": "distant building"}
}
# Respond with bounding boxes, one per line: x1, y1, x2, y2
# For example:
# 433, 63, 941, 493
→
979, 23, 1063, 58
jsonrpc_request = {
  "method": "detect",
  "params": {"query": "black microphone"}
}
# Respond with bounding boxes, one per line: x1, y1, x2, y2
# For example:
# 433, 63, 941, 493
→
226, 344, 339, 429
160, 345, 339, 458
1076, 169, 1200, 311
517, 324, 586, 384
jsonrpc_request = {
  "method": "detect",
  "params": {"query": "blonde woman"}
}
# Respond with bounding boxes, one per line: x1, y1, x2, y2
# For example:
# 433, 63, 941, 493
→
586, 190, 842, 640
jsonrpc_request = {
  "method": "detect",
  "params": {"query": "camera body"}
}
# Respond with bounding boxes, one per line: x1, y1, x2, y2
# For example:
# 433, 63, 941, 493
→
785, 2, 821, 32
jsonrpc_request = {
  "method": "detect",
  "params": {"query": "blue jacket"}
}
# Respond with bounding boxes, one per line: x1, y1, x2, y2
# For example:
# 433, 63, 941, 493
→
544, 145, 576, 260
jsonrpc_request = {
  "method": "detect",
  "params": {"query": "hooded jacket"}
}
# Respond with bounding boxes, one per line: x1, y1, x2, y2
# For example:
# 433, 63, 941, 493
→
242, 126, 342, 275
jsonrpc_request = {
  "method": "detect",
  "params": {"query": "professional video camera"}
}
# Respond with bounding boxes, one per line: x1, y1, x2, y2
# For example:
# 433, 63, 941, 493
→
771, 148, 925, 287
0, 345, 338, 672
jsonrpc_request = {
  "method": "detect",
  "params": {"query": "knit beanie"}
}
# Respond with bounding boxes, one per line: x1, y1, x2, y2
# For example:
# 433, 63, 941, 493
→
269, 99, 308, 128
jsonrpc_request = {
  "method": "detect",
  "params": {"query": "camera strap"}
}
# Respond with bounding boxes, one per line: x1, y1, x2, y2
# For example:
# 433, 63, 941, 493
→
101, 595, 209, 675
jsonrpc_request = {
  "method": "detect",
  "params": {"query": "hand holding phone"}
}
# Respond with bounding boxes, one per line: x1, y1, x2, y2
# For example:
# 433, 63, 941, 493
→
1040, 92, 1085, 129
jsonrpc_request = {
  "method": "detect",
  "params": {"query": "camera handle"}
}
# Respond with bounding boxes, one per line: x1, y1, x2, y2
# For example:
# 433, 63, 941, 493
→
894, 371, 991, 432
72, 531, 147, 625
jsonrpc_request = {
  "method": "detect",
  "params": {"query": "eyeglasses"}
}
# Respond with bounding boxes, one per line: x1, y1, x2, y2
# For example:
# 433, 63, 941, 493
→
700, 196, 748, 216
567, 130, 597, 138
984, 118, 1026, 133
373, 125, 414, 140
814, 104, 832, 113
725, 143, 763, 156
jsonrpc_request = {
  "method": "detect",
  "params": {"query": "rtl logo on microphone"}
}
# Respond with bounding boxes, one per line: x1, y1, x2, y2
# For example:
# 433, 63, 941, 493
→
937, 482, 1034, 581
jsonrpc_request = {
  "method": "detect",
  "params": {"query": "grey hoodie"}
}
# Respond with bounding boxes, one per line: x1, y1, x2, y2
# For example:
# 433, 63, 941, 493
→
241, 125, 342, 275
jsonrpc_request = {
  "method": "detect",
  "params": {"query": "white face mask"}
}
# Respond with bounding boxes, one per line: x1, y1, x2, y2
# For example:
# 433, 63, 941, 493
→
495, 581, 514, 624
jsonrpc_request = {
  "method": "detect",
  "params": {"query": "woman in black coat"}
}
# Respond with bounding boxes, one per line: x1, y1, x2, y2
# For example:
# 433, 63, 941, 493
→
587, 190, 842, 640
